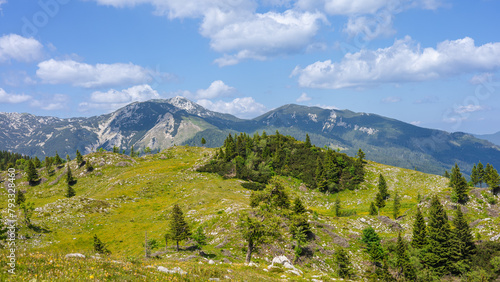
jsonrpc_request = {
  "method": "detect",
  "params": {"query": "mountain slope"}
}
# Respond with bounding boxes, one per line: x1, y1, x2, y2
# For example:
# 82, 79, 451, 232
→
475, 131, 500, 146
1, 98, 499, 176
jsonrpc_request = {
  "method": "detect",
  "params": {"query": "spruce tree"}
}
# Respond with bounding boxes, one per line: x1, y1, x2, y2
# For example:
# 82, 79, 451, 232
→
16, 190, 26, 206
444, 170, 450, 178
85, 159, 93, 172
334, 247, 354, 279
113, 146, 119, 153
484, 163, 493, 185
393, 191, 401, 219
238, 212, 266, 263
26, 160, 38, 185
470, 164, 479, 187
449, 163, 461, 188
305, 134, 311, 148
422, 196, 452, 276
65, 184, 76, 198
33, 157, 41, 168
45, 156, 52, 175
369, 202, 378, 216
375, 192, 385, 216
486, 165, 500, 193
201, 137, 206, 146
449, 164, 468, 204
130, 145, 135, 157
315, 157, 327, 192
76, 150, 83, 166
190, 226, 207, 249
411, 207, 427, 249
93, 234, 111, 255
168, 204, 191, 251
54, 151, 63, 165
292, 197, 306, 214
357, 148, 365, 163
334, 198, 341, 217
477, 162, 485, 187
361, 227, 385, 265
452, 207, 475, 263
396, 232, 416, 280
66, 164, 73, 184
377, 174, 389, 199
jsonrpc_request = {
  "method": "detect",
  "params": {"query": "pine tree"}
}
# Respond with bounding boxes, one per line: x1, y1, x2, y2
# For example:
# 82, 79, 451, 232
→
292, 197, 306, 214
449, 163, 461, 188
315, 157, 327, 192
357, 148, 365, 163
33, 156, 41, 168
452, 207, 475, 262
85, 159, 93, 172
486, 166, 500, 193
411, 207, 427, 249
375, 192, 385, 216
113, 146, 119, 153
93, 234, 111, 255
449, 164, 468, 204
444, 170, 450, 178
66, 164, 73, 184
305, 134, 311, 148
477, 162, 485, 187
334, 247, 354, 279
393, 191, 401, 219
369, 202, 378, 216
130, 145, 135, 157
65, 184, 76, 198
168, 204, 191, 251
422, 196, 452, 276
334, 198, 341, 217
377, 174, 389, 199
15, 190, 26, 206
54, 151, 63, 165
484, 163, 493, 185
25, 160, 38, 185
396, 232, 416, 280
45, 156, 52, 175
470, 164, 479, 187
201, 137, 206, 146
76, 150, 83, 166
361, 227, 385, 265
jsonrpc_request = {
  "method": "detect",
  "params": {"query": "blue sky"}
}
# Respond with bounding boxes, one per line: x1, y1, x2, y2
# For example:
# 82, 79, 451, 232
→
0, 0, 499, 134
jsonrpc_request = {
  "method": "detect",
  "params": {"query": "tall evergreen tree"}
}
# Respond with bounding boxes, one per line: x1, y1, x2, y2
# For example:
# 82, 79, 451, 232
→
292, 197, 306, 214
334, 198, 341, 217
65, 184, 76, 198
15, 190, 26, 206
315, 157, 327, 192
375, 192, 385, 216
93, 234, 111, 255
26, 160, 38, 185
369, 202, 378, 216
396, 232, 416, 280
449, 163, 468, 204
484, 163, 493, 185
305, 134, 311, 148
33, 157, 41, 168
377, 174, 389, 199
334, 247, 354, 279
356, 148, 365, 164
167, 204, 191, 251
411, 207, 427, 249
470, 164, 479, 187
361, 227, 385, 268
130, 145, 135, 157
238, 212, 267, 263
53, 151, 63, 165
201, 137, 206, 146
45, 156, 52, 175
444, 170, 450, 179
66, 164, 73, 184
393, 191, 401, 219
477, 162, 485, 187
486, 166, 500, 193
449, 207, 475, 274
422, 196, 452, 276
113, 146, 119, 153
76, 150, 83, 166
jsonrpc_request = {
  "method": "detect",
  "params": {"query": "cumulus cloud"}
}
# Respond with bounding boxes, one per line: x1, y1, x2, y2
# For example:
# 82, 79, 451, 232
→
296, 92, 312, 102
36, 59, 171, 88
0, 34, 43, 63
292, 36, 500, 89
197, 97, 267, 118
195, 80, 236, 99
79, 84, 161, 111
30, 94, 69, 110
454, 104, 485, 114
0, 88, 31, 103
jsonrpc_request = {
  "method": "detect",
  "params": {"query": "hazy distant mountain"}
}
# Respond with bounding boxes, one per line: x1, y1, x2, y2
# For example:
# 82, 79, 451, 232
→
1, 97, 499, 176
475, 131, 500, 147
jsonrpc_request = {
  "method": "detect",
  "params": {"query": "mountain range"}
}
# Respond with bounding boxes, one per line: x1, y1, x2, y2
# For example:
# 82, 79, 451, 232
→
1, 96, 499, 176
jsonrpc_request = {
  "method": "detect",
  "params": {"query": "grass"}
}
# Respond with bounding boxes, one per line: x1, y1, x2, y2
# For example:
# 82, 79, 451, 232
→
1, 146, 499, 280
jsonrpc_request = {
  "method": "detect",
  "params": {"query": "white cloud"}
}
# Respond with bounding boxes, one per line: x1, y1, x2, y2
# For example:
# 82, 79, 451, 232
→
0, 34, 43, 63
410, 121, 421, 126
382, 96, 401, 103
314, 103, 338, 110
292, 36, 500, 89
79, 84, 161, 111
30, 94, 69, 110
36, 59, 170, 88
454, 104, 484, 114
196, 80, 235, 99
470, 73, 493, 85
0, 88, 31, 103
296, 92, 312, 102
0, 0, 6, 10
343, 12, 395, 39
197, 97, 267, 118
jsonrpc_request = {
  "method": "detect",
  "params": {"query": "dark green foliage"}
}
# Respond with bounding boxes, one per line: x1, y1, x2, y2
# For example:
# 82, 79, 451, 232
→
305, 134, 311, 148
369, 202, 377, 216
448, 207, 475, 275
334, 247, 354, 279
241, 182, 266, 191
471, 164, 479, 187
293, 225, 308, 263
53, 151, 63, 165
130, 146, 135, 157
485, 164, 500, 192
76, 150, 83, 166
422, 196, 452, 276
375, 191, 385, 216
444, 170, 450, 178
112, 146, 119, 153
377, 174, 389, 199
20, 202, 34, 227
361, 227, 385, 263
25, 160, 38, 185
167, 204, 191, 252
292, 197, 306, 214
449, 164, 468, 203
249, 180, 290, 211
393, 191, 401, 219
411, 207, 427, 249
198, 132, 364, 194
238, 212, 278, 263
65, 184, 76, 198
334, 198, 341, 217
191, 226, 207, 249
16, 190, 26, 206
33, 157, 41, 168
0, 150, 31, 171
201, 137, 206, 145
477, 162, 485, 187
85, 159, 93, 172
396, 232, 416, 280
470, 241, 500, 279
93, 234, 111, 255
45, 156, 53, 175
66, 164, 74, 184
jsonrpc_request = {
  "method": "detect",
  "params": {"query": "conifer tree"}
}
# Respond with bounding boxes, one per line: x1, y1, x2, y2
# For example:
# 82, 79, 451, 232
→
305, 134, 311, 148
377, 174, 389, 199
130, 145, 135, 157
315, 157, 327, 192
201, 137, 206, 146
16, 190, 26, 206
26, 160, 38, 185
292, 197, 306, 214
334, 198, 341, 217
357, 148, 365, 163
375, 192, 385, 216
449, 163, 461, 187
484, 163, 493, 185
449, 207, 475, 274
361, 227, 385, 265
422, 196, 452, 276
113, 146, 119, 153
66, 154, 70, 163
470, 164, 479, 187
369, 202, 378, 216
444, 170, 450, 178
191, 226, 207, 249
477, 162, 485, 187
393, 191, 401, 219
65, 184, 76, 198
45, 156, 52, 175
411, 207, 427, 249
486, 166, 500, 193
334, 247, 354, 279
54, 151, 63, 165
167, 204, 191, 251
396, 232, 416, 280
449, 163, 468, 204
85, 158, 93, 172
76, 150, 83, 166
66, 164, 73, 184
33, 156, 41, 168
93, 234, 111, 255
238, 212, 267, 263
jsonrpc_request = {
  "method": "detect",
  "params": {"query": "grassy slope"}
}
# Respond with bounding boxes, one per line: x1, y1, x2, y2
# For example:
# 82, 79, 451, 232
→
1, 146, 499, 281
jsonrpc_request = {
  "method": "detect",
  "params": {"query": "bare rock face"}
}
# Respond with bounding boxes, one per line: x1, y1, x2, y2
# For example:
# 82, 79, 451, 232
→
378, 216, 402, 231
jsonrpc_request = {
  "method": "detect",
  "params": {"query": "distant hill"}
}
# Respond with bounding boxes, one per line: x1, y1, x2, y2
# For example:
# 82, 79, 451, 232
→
1, 97, 499, 176
475, 131, 500, 146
